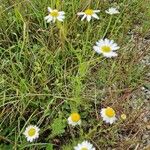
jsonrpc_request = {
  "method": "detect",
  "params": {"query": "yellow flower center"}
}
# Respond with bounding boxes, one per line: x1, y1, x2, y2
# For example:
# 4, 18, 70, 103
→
71, 113, 80, 122
28, 128, 36, 137
81, 148, 88, 150
50, 10, 59, 17
85, 9, 94, 15
121, 114, 126, 120
101, 46, 111, 53
105, 107, 115, 118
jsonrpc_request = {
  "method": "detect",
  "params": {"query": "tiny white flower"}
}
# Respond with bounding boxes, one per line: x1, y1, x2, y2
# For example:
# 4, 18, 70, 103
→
105, 7, 120, 15
100, 107, 117, 124
77, 9, 100, 22
93, 38, 120, 58
44, 7, 65, 23
23, 125, 40, 142
68, 113, 81, 126
74, 140, 95, 150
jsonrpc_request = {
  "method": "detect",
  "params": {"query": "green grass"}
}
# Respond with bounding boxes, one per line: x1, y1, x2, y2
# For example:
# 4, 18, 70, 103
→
0, 0, 150, 149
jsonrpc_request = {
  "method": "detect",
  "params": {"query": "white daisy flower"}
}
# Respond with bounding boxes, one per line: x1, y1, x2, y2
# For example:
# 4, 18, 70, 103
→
93, 38, 120, 58
23, 125, 40, 142
68, 113, 81, 126
77, 9, 100, 22
74, 140, 95, 150
105, 7, 120, 15
100, 107, 117, 124
44, 7, 65, 23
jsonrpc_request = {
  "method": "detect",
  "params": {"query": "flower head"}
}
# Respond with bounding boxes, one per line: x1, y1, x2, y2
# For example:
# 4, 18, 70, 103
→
93, 38, 120, 58
77, 9, 100, 22
23, 125, 40, 142
100, 107, 117, 124
74, 141, 95, 150
44, 7, 65, 23
121, 114, 127, 120
68, 113, 81, 126
105, 7, 119, 15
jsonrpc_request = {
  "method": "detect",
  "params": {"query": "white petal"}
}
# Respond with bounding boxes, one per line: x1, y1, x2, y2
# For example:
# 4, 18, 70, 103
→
93, 46, 101, 54
109, 39, 114, 45
112, 46, 120, 50
87, 15, 91, 22
104, 38, 110, 45
47, 17, 53, 23
57, 18, 64, 22
100, 108, 106, 115
96, 39, 104, 46
92, 13, 99, 19
58, 15, 65, 19
81, 14, 86, 21
53, 17, 56, 23
48, 7, 52, 12
105, 118, 111, 123
27, 137, 33, 142
93, 10, 100, 13
77, 120, 81, 125
111, 43, 120, 50
57, 16, 65, 22
103, 51, 118, 58
105, 10, 110, 14
74, 146, 78, 150
59, 11, 65, 15
109, 117, 117, 124
44, 15, 50, 20
77, 12, 85, 16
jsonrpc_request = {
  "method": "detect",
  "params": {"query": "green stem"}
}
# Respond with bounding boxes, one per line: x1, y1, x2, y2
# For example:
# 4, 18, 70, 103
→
57, 22, 66, 47
85, 121, 103, 138
103, 16, 112, 38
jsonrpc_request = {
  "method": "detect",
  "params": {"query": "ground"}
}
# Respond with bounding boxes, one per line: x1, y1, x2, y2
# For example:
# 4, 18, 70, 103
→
0, 0, 150, 150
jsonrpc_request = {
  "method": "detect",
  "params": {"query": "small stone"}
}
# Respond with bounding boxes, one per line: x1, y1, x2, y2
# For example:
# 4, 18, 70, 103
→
144, 117, 148, 123
141, 87, 145, 90
142, 134, 149, 140
146, 125, 150, 130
